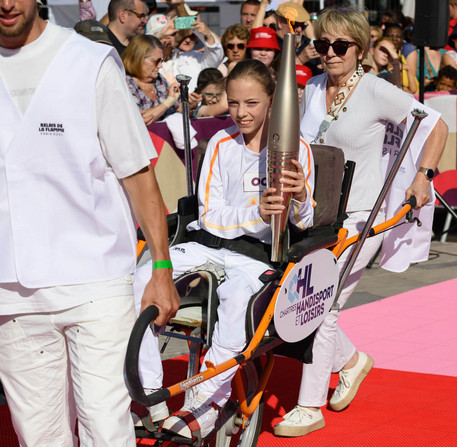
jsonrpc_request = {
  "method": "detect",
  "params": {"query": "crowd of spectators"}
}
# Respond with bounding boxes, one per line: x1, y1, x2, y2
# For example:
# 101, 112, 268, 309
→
73, 0, 457, 126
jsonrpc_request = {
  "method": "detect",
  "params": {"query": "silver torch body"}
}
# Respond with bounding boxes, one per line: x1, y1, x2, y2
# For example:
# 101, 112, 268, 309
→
268, 32, 300, 262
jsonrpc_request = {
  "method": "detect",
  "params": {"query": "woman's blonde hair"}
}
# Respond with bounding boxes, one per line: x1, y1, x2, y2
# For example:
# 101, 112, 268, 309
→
122, 35, 163, 79
221, 23, 250, 52
314, 7, 371, 59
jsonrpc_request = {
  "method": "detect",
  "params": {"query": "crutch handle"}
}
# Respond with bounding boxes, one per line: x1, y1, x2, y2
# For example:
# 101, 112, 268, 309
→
403, 195, 417, 209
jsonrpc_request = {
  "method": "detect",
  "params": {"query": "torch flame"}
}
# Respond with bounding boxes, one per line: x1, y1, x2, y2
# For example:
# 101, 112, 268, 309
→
281, 6, 298, 34
287, 19, 294, 34
283, 6, 298, 33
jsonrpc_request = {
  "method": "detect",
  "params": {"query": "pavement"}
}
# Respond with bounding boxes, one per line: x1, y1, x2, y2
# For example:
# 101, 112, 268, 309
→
349, 238, 457, 309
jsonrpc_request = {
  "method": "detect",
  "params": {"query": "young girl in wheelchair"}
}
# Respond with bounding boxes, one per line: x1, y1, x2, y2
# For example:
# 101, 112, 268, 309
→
133, 59, 315, 439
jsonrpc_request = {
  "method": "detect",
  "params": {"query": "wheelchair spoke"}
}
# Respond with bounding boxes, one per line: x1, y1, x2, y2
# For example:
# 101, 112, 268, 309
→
214, 359, 264, 447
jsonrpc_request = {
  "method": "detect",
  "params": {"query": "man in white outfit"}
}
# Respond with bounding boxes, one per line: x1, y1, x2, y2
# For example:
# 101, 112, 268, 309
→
0, 0, 180, 445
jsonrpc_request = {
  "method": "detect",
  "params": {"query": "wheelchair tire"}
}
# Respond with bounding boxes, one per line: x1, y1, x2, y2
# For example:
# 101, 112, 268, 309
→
214, 358, 264, 447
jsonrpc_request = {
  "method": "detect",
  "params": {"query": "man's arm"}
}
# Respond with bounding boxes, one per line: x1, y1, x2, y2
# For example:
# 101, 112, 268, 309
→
95, 56, 180, 326
122, 164, 180, 327
252, 0, 268, 29
192, 19, 217, 46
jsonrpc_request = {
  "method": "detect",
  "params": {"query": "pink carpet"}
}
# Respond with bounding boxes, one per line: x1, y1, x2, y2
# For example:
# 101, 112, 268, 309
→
339, 277, 457, 377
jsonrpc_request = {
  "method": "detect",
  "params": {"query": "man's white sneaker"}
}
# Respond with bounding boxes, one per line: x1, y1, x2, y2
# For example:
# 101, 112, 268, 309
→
161, 389, 219, 439
329, 351, 374, 412
274, 406, 325, 437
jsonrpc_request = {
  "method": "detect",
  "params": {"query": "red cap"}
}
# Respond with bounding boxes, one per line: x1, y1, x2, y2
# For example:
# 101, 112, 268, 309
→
296, 65, 312, 86
247, 27, 280, 51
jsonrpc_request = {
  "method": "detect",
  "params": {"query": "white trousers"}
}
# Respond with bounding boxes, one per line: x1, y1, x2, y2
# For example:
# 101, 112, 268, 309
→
133, 242, 269, 406
0, 283, 137, 447
297, 210, 385, 407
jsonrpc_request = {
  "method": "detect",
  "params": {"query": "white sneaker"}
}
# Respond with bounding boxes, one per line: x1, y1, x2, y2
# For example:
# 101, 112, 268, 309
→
329, 351, 374, 412
274, 406, 325, 437
161, 389, 219, 439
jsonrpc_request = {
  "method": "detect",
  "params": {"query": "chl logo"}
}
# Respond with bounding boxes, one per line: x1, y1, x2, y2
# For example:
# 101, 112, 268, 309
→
288, 264, 314, 303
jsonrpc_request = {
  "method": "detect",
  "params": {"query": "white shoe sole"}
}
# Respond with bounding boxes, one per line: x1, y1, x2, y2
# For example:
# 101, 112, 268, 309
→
274, 417, 325, 437
329, 354, 374, 412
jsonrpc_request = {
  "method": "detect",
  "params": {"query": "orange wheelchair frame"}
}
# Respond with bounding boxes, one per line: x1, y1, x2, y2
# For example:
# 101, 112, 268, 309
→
126, 197, 419, 447
126, 108, 426, 446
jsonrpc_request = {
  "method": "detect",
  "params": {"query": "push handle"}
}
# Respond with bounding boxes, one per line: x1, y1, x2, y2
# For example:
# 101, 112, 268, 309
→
125, 305, 171, 407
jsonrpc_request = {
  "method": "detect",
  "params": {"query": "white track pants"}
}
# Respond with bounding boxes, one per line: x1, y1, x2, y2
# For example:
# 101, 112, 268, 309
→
0, 283, 137, 447
133, 242, 269, 406
297, 210, 385, 407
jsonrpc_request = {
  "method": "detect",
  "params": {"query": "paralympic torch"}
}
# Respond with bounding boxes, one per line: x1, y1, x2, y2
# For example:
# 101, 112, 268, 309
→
268, 32, 300, 262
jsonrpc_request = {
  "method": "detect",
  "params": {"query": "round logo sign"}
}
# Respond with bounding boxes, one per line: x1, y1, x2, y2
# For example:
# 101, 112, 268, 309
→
274, 249, 339, 343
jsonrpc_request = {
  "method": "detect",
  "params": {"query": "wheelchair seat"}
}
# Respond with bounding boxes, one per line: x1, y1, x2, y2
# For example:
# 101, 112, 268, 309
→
169, 266, 222, 348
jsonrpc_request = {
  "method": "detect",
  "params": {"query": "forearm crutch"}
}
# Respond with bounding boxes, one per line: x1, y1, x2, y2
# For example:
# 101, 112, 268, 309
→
176, 74, 194, 195
332, 108, 428, 311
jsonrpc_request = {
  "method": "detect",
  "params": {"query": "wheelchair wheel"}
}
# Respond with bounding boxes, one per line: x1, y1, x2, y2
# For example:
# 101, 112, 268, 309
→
214, 358, 264, 447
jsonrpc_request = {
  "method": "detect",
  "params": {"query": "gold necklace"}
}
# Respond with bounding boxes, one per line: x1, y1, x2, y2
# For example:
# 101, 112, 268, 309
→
135, 78, 157, 98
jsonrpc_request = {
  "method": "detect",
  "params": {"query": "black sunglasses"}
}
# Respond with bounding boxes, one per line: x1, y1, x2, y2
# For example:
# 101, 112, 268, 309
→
277, 16, 307, 29
226, 43, 246, 50
314, 39, 357, 56
125, 9, 148, 19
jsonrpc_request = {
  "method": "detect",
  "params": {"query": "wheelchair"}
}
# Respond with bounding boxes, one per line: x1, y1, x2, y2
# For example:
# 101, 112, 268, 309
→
126, 144, 418, 447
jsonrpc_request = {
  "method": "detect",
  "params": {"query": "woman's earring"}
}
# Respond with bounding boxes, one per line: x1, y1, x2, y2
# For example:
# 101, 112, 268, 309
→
357, 60, 364, 76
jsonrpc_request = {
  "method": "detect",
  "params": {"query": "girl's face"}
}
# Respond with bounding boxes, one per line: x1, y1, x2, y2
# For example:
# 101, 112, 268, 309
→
250, 48, 276, 67
227, 77, 271, 143
372, 43, 390, 68
201, 83, 223, 105
370, 28, 381, 43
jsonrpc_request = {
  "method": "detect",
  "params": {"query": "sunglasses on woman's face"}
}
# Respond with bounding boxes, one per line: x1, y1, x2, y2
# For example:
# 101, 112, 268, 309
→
314, 39, 357, 56
226, 43, 246, 51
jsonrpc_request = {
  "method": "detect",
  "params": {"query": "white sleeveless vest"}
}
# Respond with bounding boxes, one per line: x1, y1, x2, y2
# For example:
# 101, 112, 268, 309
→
0, 34, 138, 287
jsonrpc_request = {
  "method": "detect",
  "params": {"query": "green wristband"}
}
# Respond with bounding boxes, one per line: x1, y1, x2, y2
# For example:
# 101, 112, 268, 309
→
153, 260, 173, 270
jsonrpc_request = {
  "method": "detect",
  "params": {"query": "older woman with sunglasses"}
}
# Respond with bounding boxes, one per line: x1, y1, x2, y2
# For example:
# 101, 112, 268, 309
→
122, 35, 180, 125
274, 7, 447, 439
219, 23, 250, 75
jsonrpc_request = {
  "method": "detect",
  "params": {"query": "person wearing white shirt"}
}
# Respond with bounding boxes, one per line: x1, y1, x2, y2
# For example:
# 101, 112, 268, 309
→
0, 0, 180, 445
163, 16, 224, 92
